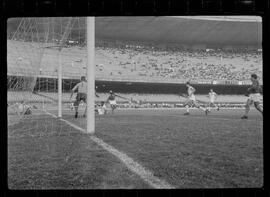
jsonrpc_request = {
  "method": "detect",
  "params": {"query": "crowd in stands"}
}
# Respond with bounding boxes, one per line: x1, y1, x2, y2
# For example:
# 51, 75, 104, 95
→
116, 102, 246, 109
95, 40, 262, 82
8, 39, 262, 83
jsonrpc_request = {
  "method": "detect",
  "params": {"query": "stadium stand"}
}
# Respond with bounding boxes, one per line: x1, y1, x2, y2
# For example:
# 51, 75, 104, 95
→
8, 40, 262, 83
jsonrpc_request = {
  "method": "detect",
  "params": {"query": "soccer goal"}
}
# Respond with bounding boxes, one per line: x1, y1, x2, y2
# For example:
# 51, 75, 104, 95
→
7, 17, 95, 134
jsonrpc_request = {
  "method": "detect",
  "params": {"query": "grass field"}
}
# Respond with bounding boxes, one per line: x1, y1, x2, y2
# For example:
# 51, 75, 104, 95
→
8, 108, 263, 189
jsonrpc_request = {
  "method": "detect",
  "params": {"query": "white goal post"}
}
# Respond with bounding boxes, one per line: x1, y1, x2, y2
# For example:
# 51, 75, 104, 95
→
86, 17, 95, 134
56, 17, 95, 133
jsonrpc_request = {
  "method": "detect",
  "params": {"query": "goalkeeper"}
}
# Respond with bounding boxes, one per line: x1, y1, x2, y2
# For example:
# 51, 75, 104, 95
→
70, 76, 87, 118
241, 74, 263, 119
70, 76, 99, 118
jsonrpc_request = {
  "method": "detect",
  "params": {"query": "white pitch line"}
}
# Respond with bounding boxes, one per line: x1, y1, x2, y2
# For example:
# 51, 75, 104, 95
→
44, 110, 174, 189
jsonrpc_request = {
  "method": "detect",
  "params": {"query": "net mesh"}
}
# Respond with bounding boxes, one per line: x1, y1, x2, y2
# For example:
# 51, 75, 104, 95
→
7, 17, 88, 129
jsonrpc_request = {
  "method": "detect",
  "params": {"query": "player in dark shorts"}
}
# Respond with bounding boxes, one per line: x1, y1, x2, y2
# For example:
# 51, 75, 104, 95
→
70, 77, 100, 118
70, 76, 87, 118
241, 74, 263, 119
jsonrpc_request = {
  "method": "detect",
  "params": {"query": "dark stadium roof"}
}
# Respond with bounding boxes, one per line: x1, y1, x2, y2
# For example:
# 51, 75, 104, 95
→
95, 16, 262, 46
8, 17, 262, 46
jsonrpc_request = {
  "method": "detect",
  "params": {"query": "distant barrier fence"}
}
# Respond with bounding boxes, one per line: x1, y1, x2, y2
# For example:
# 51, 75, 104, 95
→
8, 76, 262, 95
8, 74, 258, 89
116, 102, 248, 109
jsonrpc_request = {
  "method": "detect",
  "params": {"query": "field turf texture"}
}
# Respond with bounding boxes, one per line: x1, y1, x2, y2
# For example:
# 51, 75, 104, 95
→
8, 108, 263, 189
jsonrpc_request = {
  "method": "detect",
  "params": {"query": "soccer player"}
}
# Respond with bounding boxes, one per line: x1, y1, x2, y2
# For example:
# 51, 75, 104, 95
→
106, 90, 117, 114
207, 89, 219, 112
70, 76, 100, 118
96, 101, 107, 115
183, 82, 208, 115
70, 76, 87, 118
17, 101, 32, 115
241, 74, 263, 119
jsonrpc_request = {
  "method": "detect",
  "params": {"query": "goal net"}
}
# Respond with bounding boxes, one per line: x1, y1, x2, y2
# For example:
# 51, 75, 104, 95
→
7, 17, 91, 136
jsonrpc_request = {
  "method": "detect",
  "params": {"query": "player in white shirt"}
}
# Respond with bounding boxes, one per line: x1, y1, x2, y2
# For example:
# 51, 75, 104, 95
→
106, 91, 117, 114
183, 82, 208, 115
207, 89, 219, 112
95, 101, 107, 115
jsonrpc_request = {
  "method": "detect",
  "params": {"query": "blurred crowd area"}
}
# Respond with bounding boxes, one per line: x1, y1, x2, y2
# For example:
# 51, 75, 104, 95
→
115, 102, 247, 109
8, 39, 262, 85
95, 40, 262, 82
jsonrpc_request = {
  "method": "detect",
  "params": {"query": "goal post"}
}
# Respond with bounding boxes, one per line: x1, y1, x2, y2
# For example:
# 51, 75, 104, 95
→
86, 17, 95, 134
57, 49, 62, 117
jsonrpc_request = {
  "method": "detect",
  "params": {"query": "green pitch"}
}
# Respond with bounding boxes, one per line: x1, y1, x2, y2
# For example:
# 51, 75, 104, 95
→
8, 108, 263, 189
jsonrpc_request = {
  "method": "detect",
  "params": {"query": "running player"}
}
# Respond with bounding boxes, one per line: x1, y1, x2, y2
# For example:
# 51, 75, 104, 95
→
183, 82, 208, 115
241, 74, 263, 119
207, 89, 219, 112
106, 90, 117, 114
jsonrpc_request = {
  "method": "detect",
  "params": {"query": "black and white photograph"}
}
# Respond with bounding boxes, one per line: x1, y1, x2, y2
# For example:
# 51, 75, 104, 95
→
7, 16, 263, 189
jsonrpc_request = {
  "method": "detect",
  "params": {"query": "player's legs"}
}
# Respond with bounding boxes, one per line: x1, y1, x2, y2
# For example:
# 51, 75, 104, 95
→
254, 101, 263, 115
74, 93, 83, 118
207, 102, 212, 112
183, 99, 191, 115
111, 104, 117, 114
208, 102, 216, 112
109, 100, 117, 114
241, 98, 253, 119
24, 107, 32, 115
83, 106, 87, 117
73, 100, 80, 118
193, 100, 208, 115
82, 94, 87, 117
251, 93, 263, 115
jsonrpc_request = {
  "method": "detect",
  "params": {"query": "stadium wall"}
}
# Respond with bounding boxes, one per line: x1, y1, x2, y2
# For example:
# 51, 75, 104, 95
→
8, 75, 262, 95
95, 81, 252, 95
27, 78, 257, 95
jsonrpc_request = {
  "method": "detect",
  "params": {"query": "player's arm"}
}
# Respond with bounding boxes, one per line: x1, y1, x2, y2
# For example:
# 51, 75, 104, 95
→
179, 92, 187, 98
105, 96, 110, 103
70, 84, 78, 100
115, 94, 129, 100
114, 93, 123, 98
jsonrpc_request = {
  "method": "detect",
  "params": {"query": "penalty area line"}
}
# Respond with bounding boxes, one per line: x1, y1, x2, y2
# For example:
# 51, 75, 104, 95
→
43, 110, 174, 189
